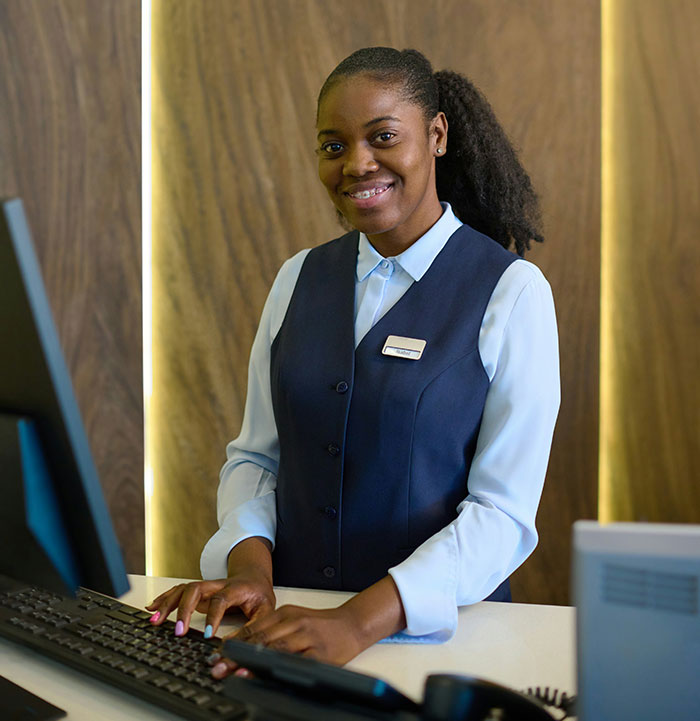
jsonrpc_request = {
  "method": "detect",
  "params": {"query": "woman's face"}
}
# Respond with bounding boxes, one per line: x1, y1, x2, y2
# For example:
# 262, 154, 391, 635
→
316, 74, 447, 255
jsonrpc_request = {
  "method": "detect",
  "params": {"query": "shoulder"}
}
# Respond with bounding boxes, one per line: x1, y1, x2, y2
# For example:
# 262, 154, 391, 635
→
492, 258, 553, 307
273, 248, 311, 289
261, 249, 311, 342
273, 229, 357, 290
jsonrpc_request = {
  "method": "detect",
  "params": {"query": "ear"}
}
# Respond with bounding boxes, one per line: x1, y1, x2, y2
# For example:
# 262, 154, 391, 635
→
431, 112, 448, 157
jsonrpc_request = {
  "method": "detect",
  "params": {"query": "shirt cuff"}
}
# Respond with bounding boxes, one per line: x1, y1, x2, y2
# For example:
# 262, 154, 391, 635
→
200, 495, 276, 580
388, 525, 459, 642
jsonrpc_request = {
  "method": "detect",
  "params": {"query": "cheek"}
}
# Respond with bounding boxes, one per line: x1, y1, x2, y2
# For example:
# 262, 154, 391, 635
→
318, 163, 338, 194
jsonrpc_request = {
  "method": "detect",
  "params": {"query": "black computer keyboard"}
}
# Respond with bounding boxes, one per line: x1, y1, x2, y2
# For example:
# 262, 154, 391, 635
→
0, 578, 246, 720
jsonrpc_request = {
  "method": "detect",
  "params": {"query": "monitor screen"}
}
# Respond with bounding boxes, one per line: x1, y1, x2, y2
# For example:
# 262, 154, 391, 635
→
0, 197, 129, 598
574, 520, 700, 720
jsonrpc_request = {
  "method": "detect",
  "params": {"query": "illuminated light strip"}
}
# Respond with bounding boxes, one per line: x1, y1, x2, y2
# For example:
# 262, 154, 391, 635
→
599, 0, 615, 523
142, 0, 154, 573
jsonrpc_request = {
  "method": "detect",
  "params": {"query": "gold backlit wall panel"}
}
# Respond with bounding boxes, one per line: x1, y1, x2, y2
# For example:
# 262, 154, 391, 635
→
151, 0, 601, 604
600, 0, 700, 523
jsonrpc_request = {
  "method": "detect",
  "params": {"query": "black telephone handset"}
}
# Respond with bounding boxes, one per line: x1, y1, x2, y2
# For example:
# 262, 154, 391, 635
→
222, 639, 559, 721
422, 674, 554, 721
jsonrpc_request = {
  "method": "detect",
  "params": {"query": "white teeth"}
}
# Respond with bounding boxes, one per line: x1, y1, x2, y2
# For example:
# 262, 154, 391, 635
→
349, 186, 388, 199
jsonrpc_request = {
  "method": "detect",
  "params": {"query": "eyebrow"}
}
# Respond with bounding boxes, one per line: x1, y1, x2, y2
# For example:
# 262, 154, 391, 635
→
317, 115, 402, 139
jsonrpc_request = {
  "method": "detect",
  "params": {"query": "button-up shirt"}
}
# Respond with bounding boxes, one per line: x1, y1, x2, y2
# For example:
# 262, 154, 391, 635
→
200, 204, 560, 641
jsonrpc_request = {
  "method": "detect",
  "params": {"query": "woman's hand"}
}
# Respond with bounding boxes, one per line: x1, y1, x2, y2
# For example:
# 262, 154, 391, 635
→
211, 575, 406, 677
145, 537, 275, 638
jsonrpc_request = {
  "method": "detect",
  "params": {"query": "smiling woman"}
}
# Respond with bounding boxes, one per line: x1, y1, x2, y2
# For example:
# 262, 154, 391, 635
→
316, 74, 446, 256
147, 46, 560, 669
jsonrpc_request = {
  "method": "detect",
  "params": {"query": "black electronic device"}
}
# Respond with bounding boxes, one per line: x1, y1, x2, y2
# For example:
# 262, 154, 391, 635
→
0, 580, 244, 720
223, 638, 564, 721
0, 197, 127, 598
0, 197, 247, 720
0, 673, 66, 720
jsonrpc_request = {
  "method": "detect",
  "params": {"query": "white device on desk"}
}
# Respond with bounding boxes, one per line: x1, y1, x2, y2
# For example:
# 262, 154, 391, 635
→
574, 520, 700, 721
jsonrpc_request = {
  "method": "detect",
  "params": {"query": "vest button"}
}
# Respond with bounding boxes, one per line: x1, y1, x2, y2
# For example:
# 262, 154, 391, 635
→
322, 566, 336, 579
323, 505, 337, 520
334, 381, 349, 394
326, 443, 341, 456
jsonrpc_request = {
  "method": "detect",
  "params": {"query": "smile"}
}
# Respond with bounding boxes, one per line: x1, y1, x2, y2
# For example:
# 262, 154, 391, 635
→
345, 185, 392, 200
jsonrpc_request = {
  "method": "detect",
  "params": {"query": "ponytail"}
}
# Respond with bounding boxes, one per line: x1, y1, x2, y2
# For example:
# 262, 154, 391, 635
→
434, 70, 543, 255
319, 48, 543, 255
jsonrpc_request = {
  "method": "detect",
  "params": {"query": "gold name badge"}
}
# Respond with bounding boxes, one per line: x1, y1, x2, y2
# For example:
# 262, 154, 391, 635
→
381, 335, 427, 360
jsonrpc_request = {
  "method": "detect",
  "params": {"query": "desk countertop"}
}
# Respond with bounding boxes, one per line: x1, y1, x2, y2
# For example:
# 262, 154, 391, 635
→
0, 575, 576, 720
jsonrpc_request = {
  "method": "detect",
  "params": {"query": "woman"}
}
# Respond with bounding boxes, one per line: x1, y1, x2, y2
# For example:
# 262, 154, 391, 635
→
147, 47, 560, 669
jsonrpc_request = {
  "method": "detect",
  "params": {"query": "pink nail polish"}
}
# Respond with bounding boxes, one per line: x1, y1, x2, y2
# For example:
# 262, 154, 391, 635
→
174, 620, 185, 636
149, 611, 160, 623
212, 662, 227, 678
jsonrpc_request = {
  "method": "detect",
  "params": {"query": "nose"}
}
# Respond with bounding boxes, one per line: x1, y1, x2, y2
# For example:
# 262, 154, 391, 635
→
343, 143, 379, 177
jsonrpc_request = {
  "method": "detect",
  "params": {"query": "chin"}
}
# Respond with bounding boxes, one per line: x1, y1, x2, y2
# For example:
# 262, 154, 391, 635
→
341, 212, 397, 237
335, 208, 355, 232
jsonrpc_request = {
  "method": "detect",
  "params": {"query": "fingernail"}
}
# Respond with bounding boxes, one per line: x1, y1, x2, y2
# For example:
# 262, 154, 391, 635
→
212, 662, 228, 678
206, 652, 221, 665
204, 624, 213, 639
174, 620, 185, 636
149, 612, 160, 623
234, 668, 251, 678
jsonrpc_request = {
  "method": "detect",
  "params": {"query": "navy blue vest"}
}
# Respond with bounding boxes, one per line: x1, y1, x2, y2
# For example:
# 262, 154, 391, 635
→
270, 224, 516, 601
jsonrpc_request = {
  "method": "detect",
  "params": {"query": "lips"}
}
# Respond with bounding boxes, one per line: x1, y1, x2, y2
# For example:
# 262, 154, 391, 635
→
342, 182, 393, 199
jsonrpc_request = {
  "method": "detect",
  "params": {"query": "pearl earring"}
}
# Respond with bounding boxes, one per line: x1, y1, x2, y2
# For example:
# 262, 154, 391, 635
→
436, 148, 443, 154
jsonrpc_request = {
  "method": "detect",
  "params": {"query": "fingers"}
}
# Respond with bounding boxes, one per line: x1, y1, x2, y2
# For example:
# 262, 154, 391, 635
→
203, 593, 232, 639
146, 584, 187, 626
204, 584, 275, 638
145, 575, 276, 640
211, 659, 253, 680
235, 606, 311, 654
145, 584, 183, 611
174, 583, 207, 636
146, 580, 227, 634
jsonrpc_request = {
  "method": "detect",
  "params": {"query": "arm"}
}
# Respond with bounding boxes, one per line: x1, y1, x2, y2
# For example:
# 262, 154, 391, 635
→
149, 251, 310, 633
225, 575, 406, 667
199, 249, 311, 580
389, 260, 560, 639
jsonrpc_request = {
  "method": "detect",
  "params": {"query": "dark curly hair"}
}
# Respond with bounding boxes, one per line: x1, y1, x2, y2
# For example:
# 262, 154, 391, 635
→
318, 47, 543, 256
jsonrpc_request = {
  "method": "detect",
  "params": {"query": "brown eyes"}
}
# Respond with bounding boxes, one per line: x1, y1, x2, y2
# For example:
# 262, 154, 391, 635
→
318, 132, 397, 157
319, 142, 344, 155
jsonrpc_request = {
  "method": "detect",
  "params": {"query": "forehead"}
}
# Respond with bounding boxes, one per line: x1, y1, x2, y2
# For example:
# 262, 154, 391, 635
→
316, 74, 422, 132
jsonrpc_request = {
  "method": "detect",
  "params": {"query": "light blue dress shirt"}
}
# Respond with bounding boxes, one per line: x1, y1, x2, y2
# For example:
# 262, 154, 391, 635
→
200, 204, 560, 641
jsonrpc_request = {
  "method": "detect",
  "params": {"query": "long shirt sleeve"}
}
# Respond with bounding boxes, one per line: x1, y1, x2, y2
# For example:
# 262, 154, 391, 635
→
200, 205, 559, 641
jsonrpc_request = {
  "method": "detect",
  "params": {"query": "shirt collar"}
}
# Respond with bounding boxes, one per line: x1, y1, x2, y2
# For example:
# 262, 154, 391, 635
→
356, 203, 463, 282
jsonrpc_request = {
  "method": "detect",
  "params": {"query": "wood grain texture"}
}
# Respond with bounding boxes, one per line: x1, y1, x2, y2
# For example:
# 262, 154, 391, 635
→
151, 0, 601, 604
0, 1, 144, 572
601, 0, 700, 522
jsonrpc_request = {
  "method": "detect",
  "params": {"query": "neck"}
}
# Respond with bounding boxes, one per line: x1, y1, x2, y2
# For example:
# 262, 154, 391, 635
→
366, 200, 443, 257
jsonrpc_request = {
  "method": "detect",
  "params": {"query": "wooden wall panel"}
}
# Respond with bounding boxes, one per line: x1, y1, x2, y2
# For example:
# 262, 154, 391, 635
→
151, 0, 600, 604
600, 0, 700, 523
0, 1, 144, 572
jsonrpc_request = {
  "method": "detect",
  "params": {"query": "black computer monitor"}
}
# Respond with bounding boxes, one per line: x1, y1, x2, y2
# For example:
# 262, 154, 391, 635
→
0, 197, 129, 598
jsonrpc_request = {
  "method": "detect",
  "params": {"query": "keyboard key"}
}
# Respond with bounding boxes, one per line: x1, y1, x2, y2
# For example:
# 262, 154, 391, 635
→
191, 693, 211, 706
214, 702, 237, 715
148, 675, 170, 688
